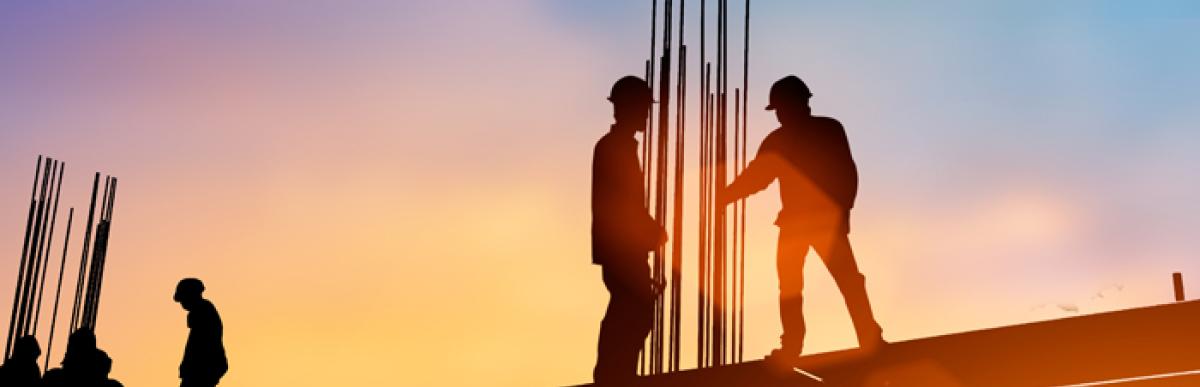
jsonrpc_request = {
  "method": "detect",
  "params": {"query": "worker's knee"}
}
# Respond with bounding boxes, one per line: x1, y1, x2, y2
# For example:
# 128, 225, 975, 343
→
778, 276, 805, 298
830, 268, 865, 287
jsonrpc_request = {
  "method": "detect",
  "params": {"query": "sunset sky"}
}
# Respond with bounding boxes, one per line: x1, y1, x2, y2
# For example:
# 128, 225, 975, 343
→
1, 1, 1198, 386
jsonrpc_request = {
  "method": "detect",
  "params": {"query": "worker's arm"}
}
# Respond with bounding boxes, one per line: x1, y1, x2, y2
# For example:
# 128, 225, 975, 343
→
719, 136, 782, 205
592, 143, 665, 254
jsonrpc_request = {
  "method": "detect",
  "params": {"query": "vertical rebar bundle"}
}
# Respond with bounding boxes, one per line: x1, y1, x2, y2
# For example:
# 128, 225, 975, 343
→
5, 157, 66, 361
78, 175, 118, 331
640, 0, 751, 373
5, 155, 119, 366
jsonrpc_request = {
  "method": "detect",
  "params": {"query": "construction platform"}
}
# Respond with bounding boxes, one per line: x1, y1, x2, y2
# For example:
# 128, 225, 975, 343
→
572, 300, 1200, 386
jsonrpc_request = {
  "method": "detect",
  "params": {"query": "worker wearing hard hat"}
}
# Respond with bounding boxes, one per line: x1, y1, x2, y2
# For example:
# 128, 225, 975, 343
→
591, 76, 668, 383
720, 75, 886, 365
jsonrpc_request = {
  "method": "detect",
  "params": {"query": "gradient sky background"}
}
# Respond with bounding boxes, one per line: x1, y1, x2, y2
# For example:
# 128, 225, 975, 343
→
1, 1, 1198, 386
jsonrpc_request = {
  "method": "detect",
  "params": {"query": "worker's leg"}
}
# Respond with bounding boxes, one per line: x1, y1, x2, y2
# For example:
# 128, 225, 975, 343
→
594, 283, 622, 383
776, 227, 810, 355
813, 231, 884, 348
594, 262, 653, 384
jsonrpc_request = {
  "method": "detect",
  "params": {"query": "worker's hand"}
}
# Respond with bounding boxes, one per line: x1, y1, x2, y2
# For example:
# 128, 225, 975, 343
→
651, 277, 667, 297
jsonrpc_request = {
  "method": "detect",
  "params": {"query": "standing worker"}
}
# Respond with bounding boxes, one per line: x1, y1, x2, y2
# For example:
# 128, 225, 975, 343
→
591, 76, 667, 384
720, 75, 886, 365
174, 278, 228, 387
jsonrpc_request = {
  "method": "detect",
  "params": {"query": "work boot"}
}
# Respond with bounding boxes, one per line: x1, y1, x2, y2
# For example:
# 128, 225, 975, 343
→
858, 333, 888, 355
764, 347, 803, 369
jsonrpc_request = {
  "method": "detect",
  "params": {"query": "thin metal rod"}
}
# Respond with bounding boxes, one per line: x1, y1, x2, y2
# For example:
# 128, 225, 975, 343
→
645, 0, 658, 210
734, 0, 744, 362
6, 155, 43, 360
34, 162, 65, 334
653, 0, 674, 374
88, 178, 117, 329
732, 87, 741, 363
665, 0, 687, 372
71, 173, 100, 331
641, 0, 658, 375
45, 208, 74, 372
1175, 272, 1186, 302
16, 160, 54, 339
695, 0, 708, 368
82, 176, 112, 329
84, 177, 113, 329
714, 0, 728, 364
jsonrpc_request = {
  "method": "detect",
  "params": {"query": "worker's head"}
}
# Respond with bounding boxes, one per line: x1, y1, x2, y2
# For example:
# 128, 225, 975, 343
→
12, 335, 41, 361
93, 349, 113, 379
174, 277, 205, 308
765, 75, 812, 126
63, 329, 97, 369
608, 75, 654, 130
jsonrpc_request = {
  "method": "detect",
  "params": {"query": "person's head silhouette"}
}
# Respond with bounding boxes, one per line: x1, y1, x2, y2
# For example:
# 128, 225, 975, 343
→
91, 349, 113, 380
766, 75, 813, 126
174, 278, 205, 310
608, 76, 654, 130
12, 335, 41, 361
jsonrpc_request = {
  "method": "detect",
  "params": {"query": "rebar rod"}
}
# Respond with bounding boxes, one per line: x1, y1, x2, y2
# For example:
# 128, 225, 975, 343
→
84, 177, 114, 329
44, 208, 74, 371
734, 0, 744, 362
6, 156, 43, 360
731, 87, 741, 363
70, 173, 100, 331
669, 39, 687, 373
88, 178, 117, 329
695, 0, 708, 368
16, 160, 53, 340
33, 162, 65, 334
81, 175, 110, 330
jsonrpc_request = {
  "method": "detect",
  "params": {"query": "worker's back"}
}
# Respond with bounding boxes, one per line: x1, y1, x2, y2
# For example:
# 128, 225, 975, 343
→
759, 116, 859, 228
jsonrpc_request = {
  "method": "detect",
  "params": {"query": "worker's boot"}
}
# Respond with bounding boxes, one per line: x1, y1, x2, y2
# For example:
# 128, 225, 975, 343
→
765, 346, 804, 369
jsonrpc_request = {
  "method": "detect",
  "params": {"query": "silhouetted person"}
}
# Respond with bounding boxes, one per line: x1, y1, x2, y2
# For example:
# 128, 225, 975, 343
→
720, 75, 885, 364
43, 328, 124, 387
592, 75, 666, 384
175, 278, 227, 387
44, 328, 96, 386
0, 335, 43, 386
91, 350, 122, 387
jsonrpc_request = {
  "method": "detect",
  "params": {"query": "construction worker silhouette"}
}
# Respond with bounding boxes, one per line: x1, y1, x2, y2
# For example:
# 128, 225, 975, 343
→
0, 335, 42, 386
720, 75, 885, 364
591, 75, 667, 384
175, 278, 228, 387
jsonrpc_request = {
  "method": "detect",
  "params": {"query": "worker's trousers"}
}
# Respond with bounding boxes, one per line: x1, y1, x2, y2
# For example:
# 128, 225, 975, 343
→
776, 223, 883, 353
594, 260, 653, 384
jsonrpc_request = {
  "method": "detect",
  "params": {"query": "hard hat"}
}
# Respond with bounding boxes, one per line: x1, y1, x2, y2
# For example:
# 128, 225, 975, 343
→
608, 75, 655, 104
765, 75, 812, 110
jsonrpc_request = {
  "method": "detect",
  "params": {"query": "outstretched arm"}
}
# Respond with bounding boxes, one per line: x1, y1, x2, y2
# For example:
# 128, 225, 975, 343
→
719, 148, 782, 206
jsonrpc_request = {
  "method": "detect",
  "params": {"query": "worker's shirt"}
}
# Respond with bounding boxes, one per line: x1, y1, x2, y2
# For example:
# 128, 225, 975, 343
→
725, 116, 858, 228
181, 299, 228, 380
591, 127, 660, 266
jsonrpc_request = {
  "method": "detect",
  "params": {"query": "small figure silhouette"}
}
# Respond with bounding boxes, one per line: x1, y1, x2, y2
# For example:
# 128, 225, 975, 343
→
91, 350, 123, 387
0, 335, 43, 386
175, 278, 227, 387
591, 76, 667, 384
721, 75, 885, 364
42, 327, 125, 387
